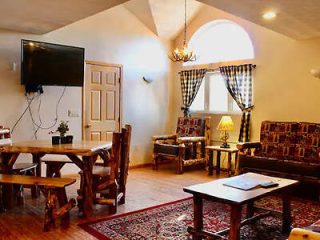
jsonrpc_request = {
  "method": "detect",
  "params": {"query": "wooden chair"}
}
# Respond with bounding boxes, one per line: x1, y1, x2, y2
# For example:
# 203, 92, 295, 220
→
0, 126, 38, 202
77, 124, 132, 214
152, 117, 211, 174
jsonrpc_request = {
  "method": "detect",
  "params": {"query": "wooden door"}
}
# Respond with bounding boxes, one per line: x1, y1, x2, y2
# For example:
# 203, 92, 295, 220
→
83, 61, 122, 141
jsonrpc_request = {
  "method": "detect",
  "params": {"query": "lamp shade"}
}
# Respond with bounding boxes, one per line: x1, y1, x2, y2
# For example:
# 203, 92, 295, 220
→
217, 116, 234, 131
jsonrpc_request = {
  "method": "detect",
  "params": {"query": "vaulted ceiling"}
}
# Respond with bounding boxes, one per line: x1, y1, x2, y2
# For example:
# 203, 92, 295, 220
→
0, 0, 319, 40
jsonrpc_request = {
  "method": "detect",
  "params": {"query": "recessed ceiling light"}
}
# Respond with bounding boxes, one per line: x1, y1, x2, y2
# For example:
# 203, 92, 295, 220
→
262, 11, 277, 20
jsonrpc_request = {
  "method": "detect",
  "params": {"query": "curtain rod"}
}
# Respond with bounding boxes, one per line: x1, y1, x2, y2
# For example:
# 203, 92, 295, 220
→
178, 64, 256, 74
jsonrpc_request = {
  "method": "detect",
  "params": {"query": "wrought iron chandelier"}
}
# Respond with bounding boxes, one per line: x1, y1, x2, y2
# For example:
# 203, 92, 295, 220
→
169, 0, 196, 63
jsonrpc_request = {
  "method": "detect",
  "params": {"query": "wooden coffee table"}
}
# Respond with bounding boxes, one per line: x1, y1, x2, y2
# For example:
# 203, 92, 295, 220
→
183, 173, 299, 240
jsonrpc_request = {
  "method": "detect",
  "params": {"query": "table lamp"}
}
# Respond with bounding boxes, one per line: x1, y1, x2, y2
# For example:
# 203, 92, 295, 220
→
217, 116, 234, 148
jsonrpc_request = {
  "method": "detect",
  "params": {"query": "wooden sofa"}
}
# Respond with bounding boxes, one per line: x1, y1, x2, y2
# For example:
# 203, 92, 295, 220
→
237, 121, 320, 186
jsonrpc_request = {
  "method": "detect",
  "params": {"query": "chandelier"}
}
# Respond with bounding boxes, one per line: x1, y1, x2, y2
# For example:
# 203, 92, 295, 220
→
169, 0, 196, 62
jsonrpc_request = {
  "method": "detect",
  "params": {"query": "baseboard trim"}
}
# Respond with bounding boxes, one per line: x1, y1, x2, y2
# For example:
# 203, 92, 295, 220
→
129, 163, 153, 169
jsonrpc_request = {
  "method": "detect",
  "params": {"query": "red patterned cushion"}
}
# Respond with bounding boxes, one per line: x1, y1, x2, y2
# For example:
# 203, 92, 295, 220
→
294, 122, 320, 163
176, 117, 205, 137
258, 121, 298, 159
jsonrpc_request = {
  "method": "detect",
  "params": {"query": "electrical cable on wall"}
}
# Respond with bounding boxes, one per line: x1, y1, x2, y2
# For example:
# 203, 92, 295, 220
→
11, 86, 67, 138
27, 86, 67, 139
11, 94, 37, 134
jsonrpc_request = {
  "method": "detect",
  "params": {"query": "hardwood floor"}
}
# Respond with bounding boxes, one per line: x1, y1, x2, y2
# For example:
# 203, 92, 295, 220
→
0, 164, 226, 240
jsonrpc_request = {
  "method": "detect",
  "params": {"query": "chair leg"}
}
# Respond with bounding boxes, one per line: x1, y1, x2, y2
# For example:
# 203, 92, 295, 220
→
109, 183, 118, 214
119, 185, 126, 205
153, 153, 159, 170
177, 144, 185, 174
0, 185, 5, 213
15, 184, 24, 206
29, 168, 38, 199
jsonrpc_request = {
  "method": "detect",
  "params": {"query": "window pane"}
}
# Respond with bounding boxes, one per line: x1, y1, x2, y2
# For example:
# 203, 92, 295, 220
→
184, 20, 254, 66
209, 73, 228, 112
232, 100, 241, 112
190, 80, 204, 111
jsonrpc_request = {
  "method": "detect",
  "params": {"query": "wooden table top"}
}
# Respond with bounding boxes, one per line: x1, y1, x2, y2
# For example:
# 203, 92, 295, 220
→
0, 140, 112, 156
206, 145, 238, 153
183, 173, 299, 205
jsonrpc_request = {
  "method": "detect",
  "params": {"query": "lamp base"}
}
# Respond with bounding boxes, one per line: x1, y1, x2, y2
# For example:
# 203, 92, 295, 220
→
220, 142, 230, 148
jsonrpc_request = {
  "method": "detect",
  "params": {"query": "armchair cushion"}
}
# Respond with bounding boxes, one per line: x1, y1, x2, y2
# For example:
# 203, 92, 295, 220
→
154, 143, 179, 156
176, 117, 205, 137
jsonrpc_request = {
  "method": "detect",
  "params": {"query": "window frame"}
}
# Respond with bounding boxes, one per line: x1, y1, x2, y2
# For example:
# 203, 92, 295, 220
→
190, 71, 242, 115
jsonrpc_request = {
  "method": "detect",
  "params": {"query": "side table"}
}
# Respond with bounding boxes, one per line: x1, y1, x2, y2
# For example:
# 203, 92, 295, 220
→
206, 145, 239, 177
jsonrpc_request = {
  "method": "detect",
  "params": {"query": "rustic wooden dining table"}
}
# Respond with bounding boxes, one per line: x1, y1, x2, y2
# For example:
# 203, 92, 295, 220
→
0, 140, 112, 217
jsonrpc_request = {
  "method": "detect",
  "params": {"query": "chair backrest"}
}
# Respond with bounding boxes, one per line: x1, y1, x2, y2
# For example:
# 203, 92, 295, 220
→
109, 132, 122, 181
176, 117, 211, 145
119, 124, 132, 188
0, 126, 12, 146
176, 117, 205, 137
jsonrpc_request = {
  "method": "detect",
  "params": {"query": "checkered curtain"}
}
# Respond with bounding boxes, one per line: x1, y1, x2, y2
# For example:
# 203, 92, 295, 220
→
180, 69, 207, 117
219, 64, 254, 142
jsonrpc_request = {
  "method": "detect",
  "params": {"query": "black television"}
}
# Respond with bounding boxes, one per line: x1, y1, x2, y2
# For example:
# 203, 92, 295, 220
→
21, 39, 85, 91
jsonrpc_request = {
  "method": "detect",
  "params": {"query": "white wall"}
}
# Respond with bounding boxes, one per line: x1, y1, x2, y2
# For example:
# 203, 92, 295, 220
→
171, 5, 320, 144
0, 5, 171, 174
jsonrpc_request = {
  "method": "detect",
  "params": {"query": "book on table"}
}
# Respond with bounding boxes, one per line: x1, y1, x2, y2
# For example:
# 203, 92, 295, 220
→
223, 173, 278, 191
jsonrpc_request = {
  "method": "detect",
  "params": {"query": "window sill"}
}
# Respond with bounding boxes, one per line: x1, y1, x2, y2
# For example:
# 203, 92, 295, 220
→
190, 110, 242, 115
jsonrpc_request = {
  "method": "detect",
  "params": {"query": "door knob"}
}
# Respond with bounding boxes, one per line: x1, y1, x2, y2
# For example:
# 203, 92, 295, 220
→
85, 124, 92, 128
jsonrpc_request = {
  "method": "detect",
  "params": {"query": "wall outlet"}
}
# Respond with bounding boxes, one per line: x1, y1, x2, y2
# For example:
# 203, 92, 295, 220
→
68, 109, 80, 118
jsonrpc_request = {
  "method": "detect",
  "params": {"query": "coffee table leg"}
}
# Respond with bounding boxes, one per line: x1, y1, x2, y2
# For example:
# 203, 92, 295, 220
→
282, 193, 292, 234
208, 150, 213, 176
230, 205, 242, 240
246, 201, 254, 218
216, 151, 221, 175
193, 195, 203, 240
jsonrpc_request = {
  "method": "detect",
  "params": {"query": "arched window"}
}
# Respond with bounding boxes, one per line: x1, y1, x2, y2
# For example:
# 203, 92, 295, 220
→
187, 20, 254, 113
184, 19, 254, 66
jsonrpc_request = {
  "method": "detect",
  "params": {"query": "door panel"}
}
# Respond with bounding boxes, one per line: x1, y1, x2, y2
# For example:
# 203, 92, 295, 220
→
84, 62, 122, 141
91, 90, 101, 121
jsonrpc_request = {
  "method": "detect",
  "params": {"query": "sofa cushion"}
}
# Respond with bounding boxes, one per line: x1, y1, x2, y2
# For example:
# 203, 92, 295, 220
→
294, 122, 320, 164
258, 121, 299, 159
240, 155, 320, 178
277, 160, 320, 178
239, 155, 280, 172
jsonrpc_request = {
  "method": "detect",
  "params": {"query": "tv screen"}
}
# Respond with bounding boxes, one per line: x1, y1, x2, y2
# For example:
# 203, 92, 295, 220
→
21, 39, 85, 87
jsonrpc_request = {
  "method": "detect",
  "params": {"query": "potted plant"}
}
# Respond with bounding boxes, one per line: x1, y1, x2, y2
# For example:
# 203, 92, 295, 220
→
49, 121, 73, 145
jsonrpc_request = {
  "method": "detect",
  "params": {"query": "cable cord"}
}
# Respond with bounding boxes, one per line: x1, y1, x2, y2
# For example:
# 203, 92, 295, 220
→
27, 86, 67, 131
11, 86, 67, 137
11, 94, 37, 134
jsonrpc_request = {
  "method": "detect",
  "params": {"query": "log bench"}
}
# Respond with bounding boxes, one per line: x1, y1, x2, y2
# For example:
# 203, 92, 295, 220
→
0, 174, 76, 231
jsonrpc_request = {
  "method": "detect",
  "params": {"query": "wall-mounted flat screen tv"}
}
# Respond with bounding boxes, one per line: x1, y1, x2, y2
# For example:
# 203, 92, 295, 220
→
21, 39, 85, 87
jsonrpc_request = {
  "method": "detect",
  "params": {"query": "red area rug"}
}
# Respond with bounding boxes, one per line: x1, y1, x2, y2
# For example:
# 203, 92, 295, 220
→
79, 196, 320, 240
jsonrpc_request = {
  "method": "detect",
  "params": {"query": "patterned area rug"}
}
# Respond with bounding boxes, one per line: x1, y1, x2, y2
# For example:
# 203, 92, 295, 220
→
79, 196, 320, 240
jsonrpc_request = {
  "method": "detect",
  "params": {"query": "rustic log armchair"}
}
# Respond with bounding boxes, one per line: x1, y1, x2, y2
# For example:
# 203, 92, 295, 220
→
153, 117, 211, 174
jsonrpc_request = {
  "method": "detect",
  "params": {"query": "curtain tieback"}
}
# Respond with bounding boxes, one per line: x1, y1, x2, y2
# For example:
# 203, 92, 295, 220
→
242, 105, 254, 112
